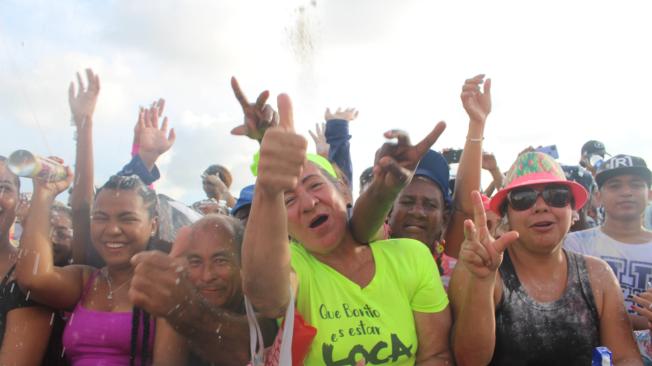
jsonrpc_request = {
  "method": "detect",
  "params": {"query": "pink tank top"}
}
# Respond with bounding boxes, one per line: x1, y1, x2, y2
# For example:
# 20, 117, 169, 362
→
62, 270, 155, 366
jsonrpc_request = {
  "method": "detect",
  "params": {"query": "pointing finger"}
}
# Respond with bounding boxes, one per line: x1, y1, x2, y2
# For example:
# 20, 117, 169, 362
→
230, 76, 249, 109
414, 121, 446, 157
471, 190, 489, 237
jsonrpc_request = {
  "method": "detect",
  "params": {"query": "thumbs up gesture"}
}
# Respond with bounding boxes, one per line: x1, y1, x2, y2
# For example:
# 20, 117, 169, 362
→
459, 191, 519, 279
257, 94, 308, 197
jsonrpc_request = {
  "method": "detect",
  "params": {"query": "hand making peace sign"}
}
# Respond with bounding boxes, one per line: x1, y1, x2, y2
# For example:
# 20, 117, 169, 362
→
459, 191, 519, 279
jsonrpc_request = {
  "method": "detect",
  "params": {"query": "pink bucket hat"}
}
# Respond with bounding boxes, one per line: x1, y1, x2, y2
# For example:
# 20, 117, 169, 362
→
489, 152, 589, 215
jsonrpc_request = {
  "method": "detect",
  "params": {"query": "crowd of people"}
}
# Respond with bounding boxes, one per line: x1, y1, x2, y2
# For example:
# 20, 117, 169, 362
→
1, 68, 651, 365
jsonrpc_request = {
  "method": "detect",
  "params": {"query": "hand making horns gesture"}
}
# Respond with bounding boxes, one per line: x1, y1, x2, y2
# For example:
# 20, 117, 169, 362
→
373, 122, 447, 191
230, 77, 279, 142
459, 191, 519, 279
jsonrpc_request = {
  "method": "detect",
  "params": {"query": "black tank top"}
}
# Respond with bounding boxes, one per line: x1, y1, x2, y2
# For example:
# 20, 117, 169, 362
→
490, 249, 600, 366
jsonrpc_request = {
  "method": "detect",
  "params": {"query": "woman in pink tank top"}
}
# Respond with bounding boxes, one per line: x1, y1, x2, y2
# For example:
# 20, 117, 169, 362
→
17, 173, 187, 366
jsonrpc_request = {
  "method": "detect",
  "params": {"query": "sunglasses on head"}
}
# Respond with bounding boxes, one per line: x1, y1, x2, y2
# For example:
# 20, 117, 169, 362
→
506, 185, 572, 211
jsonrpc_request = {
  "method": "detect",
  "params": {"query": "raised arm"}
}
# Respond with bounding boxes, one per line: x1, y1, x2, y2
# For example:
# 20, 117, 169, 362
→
230, 77, 279, 144
445, 74, 492, 258
324, 107, 358, 186
242, 94, 307, 318
136, 99, 176, 173
68, 69, 99, 265
449, 191, 519, 366
16, 159, 86, 310
350, 123, 446, 243
482, 152, 503, 197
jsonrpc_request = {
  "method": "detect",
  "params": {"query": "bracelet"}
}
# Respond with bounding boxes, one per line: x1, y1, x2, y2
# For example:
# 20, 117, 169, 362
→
466, 136, 484, 142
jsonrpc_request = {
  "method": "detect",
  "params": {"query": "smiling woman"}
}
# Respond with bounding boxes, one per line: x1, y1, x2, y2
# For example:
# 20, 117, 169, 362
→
449, 152, 644, 365
16, 173, 187, 366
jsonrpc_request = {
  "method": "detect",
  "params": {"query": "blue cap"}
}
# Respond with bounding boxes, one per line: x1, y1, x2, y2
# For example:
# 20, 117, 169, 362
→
232, 184, 255, 216
414, 150, 452, 206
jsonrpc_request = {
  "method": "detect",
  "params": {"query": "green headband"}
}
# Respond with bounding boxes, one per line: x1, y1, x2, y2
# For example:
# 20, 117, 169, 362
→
250, 151, 337, 178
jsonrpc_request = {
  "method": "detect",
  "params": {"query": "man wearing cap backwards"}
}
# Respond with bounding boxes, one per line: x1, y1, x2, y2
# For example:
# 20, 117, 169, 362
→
564, 155, 652, 331
449, 151, 641, 365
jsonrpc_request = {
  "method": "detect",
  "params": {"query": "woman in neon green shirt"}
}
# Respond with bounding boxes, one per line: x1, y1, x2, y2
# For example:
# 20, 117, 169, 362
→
242, 93, 452, 365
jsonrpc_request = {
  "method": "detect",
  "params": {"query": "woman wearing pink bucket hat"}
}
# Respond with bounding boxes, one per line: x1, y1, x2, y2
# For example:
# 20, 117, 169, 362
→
449, 151, 642, 365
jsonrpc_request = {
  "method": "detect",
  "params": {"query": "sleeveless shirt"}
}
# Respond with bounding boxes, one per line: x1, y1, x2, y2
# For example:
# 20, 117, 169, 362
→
490, 250, 600, 366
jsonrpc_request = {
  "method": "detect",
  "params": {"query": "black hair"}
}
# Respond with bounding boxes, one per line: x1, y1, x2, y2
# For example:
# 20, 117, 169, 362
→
0, 156, 21, 191
203, 164, 233, 188
96, 175, 158, 219
130, 238, 154, 366
94, 176, 155, 366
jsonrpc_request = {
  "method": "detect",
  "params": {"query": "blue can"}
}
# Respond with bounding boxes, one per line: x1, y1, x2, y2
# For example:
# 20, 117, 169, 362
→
592, 347, 613, 366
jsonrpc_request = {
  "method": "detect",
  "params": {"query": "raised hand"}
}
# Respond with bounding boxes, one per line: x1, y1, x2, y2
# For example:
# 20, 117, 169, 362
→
461, 74, 491, 123
203, 174, 229, 199
459, 191, 519, 279
373, 122, 446, 191
324, 107, 359, 122
31, 157, 74, 200
481, 152, 499, 172
230, 77, 279, 142
136, 99, 176, 170
68, 68, 100, 127
308, 122, 329, 158
257, 94, 307, 197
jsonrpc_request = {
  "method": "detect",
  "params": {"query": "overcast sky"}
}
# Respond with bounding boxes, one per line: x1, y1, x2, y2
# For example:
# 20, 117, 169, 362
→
1, 0, 651, 203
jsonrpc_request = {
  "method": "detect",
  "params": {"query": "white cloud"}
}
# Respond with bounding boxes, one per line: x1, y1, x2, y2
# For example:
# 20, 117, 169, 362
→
1, 0, 651, 206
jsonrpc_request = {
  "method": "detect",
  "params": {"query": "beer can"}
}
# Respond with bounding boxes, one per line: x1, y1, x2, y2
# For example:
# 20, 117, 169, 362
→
7, 150, 68, 182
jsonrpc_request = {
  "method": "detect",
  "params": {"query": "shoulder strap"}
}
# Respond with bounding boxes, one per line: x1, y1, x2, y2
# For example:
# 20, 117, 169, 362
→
80, 269, 101, 302
1, 264, 16, 287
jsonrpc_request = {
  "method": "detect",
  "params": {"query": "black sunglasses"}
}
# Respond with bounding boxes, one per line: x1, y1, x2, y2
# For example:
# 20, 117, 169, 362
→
507, 185, 572, 211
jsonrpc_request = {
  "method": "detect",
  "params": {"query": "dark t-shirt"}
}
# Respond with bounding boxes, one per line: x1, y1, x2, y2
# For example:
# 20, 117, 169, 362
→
0, 265, 37, 346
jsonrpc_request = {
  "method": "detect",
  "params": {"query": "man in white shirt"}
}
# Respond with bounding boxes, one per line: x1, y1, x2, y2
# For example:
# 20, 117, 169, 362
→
565, 154, 652, 331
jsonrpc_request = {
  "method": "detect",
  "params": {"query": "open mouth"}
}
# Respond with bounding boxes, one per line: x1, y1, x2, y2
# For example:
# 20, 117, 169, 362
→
105, 242, 126, 249
309, 214, 329, 229
530, 221, 554, 229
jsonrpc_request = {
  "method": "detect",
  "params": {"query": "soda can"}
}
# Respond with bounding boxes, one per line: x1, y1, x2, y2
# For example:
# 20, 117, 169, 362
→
7, 150, 68, 182
592, 346, 613, 366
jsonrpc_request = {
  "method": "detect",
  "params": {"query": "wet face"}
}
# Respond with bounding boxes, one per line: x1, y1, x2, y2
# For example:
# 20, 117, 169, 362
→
599, 174, 651, 222
0, 163, 19, 239
284, 163, 349, 255
506, 184, 573, 253
50, 210, 73, 266
388, 177, 447, 248
90, 189, 156, 268
184, 223, 242, 309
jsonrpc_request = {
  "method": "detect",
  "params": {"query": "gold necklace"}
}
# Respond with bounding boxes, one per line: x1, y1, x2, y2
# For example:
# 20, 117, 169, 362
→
102, 268, 132, 300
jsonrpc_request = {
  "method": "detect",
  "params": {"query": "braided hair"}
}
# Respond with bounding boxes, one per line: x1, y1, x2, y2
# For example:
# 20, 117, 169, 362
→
96, 176, 157, 366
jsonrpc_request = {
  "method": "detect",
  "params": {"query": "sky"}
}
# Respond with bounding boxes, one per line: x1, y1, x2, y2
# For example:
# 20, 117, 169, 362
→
1, 0, 651, 203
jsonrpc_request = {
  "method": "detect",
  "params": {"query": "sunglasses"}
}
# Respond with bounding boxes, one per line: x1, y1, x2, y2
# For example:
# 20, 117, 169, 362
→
506, 185, 572, 211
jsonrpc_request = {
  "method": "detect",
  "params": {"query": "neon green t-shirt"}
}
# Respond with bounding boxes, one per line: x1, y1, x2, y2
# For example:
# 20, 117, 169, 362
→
291, 238, 449, 366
